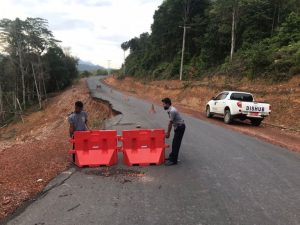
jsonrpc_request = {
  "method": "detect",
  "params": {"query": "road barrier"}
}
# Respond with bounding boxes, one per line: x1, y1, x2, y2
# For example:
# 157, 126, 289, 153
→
121, 129, 168, 166
69, 130, 118, 167
69, 129, 168, 167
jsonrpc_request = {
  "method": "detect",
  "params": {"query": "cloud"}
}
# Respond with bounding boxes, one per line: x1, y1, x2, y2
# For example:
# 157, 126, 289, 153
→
97, 34, 130, 44
0, 0, 163, 68
53, 19, 94, 31
67, 0, 112, 7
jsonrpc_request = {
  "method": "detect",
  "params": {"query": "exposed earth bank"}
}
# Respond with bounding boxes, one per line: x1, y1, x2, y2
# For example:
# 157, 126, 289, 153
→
0, 79, 111, 220
104, 75, 300, 153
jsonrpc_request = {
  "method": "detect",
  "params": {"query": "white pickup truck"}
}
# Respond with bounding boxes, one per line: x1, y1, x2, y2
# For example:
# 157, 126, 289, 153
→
206, 91, 271, 126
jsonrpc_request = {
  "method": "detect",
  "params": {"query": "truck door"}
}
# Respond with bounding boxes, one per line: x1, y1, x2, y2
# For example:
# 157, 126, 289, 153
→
212, 93, 222, 112
216, 92, 229, 114
212, 92, 228, 114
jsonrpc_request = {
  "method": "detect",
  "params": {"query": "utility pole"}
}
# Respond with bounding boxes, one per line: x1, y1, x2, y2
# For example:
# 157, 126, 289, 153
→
107, 60, 111, 76
179, 25, 190, 81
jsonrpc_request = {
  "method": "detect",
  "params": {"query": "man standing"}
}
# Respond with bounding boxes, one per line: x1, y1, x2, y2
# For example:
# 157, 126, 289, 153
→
68, 101, 88, 162
68, 101, 88, 137
162, 98, 186, 166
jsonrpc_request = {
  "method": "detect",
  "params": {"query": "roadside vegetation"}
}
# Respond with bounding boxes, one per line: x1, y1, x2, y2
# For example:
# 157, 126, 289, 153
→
79, 68, 119, 78
121, 0, 300, 81
0, 18, 78, 127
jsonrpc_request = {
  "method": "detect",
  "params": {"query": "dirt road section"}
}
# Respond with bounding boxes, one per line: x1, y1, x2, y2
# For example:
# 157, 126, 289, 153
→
0, 79, 111, 220
104, 76, 300, 153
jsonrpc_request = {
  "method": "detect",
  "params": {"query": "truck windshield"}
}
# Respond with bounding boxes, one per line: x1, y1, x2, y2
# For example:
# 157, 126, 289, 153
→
230, 93, 253, 102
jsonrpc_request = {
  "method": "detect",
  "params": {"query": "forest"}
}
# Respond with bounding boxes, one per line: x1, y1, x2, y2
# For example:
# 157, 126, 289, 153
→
0, 18, 78, 125
121, 0, 300, 81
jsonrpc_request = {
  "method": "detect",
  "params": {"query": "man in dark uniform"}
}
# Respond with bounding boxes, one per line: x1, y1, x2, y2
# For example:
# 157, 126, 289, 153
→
68, 101, 88, 137
162, 98, 186, 166
68, 101, 88, 162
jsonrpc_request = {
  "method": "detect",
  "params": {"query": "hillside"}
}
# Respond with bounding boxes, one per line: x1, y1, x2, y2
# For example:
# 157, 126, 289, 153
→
77, 59, 105, 72
104, 75, 300, 151
121, 0, 300, 81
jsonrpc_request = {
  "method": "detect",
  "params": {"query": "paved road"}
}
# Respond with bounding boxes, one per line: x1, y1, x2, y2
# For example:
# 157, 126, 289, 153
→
5, 76, 300, 225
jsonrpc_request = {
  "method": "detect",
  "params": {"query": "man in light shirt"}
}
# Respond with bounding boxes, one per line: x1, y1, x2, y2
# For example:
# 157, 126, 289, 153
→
162, 97, 186, 166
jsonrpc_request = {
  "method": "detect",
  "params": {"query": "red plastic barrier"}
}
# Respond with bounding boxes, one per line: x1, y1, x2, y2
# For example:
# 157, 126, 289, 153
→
122, 129, 167, 166
69, 130, 118, 167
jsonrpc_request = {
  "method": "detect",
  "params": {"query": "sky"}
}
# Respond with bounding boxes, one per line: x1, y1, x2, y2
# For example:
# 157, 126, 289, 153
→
0, 0, 163, 68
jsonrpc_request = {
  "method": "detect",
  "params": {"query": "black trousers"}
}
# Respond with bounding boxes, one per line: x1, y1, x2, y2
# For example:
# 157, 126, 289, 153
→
72, 141, 76, 162
169, 124, 186, 163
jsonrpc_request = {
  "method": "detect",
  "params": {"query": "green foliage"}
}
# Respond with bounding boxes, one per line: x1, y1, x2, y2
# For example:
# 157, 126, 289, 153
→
79, 68, 118, 78
122, 0, 209, 78
273, 12, 300, 46
95, 68, 108, 75
0, 17, 78, 124
43, 47, 78, 92
80, 70, 93, 78
122, 0, 300, 80
152, 63, 171, 79
272, 41, 300, 78
231, 12, 300, 80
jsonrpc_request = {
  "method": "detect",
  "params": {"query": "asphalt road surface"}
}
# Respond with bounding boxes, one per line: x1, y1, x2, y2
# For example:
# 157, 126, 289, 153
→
5, 76, 300, 225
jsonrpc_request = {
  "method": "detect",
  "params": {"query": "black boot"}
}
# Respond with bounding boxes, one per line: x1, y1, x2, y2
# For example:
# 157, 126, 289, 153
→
165, 161, 177, 166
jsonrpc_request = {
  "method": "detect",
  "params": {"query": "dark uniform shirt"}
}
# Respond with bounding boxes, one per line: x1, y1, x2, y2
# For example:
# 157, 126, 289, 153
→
68, 111, 88, 131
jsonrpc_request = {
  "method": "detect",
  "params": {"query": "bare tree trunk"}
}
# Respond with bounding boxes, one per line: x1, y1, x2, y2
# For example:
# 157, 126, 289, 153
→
13, 92, 17, 114
38, 55, 47, 100
32, 81, 35, 102
271, 4, 277, 36
32, 63, 42, 109
17, 42, 26, 107
42, 76, 47, 100
183, 0, 191, 23
16, 97, 24, 123
277, 1, 281, 24
0, 84, 4, 120
38, 79, 42, 100
230, 6, 237, 62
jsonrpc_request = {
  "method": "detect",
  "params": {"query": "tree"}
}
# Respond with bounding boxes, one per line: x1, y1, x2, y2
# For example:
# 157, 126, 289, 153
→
43, 46, 78, 92
0, 18, 27, 107
121, 42, 129, 75
0, 17, 58, 109
230, 1, 239, 61
122, 0, 299, 80
0, 17, 78, 125
122, 0, 209, 78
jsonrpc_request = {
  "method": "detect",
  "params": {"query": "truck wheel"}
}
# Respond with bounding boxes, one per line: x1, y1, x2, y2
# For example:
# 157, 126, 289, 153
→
251, 119, 263, 126
224, 109, 232, 124
206, 106, 213, 118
